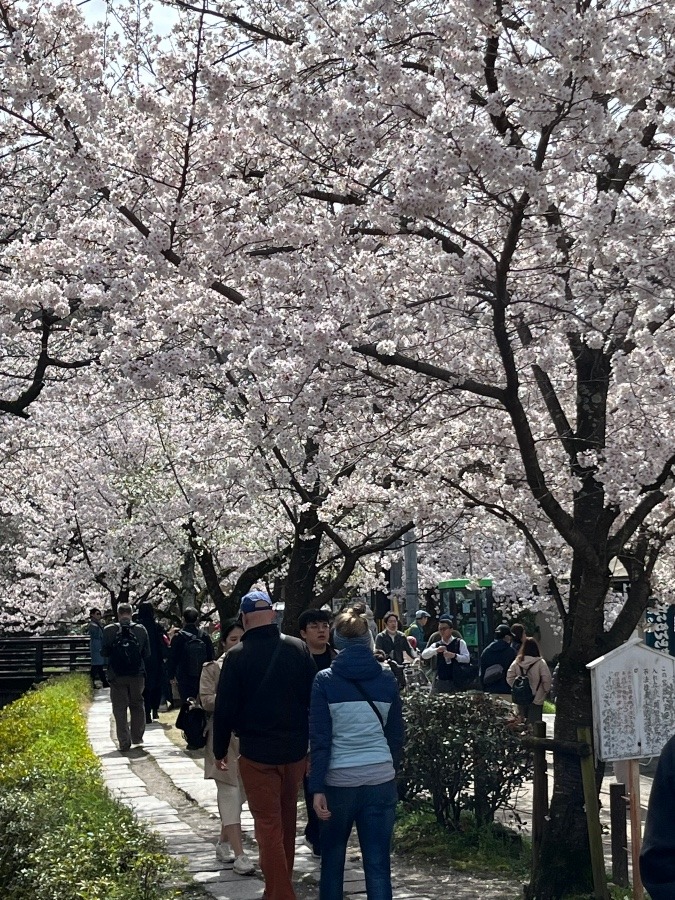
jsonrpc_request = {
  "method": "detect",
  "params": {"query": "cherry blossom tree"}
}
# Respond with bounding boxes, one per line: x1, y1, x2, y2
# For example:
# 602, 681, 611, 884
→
211, 2, 675, 894
5, 0, 675, 893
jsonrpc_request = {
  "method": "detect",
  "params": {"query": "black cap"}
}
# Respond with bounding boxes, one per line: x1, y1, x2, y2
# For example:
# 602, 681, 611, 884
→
495, 624, 512, 639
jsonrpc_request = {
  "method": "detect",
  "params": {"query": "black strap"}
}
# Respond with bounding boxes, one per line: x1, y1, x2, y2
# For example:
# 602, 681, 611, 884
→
341, 675, 384, 729
517, 662, 542, 696
251, 635, 287, 705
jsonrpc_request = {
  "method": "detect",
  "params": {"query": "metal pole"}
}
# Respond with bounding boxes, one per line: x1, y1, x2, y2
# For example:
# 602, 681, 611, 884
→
609, 782, 629, 887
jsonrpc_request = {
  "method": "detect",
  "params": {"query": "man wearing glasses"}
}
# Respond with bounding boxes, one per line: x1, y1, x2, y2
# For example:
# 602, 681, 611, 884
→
420, 614, 471, 694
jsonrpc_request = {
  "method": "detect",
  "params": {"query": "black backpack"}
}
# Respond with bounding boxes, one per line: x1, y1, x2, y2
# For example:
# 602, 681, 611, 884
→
181, 630, 209, 679
511, 663, 540, 705
108, 624, 143, 676
447, 639, 477, 690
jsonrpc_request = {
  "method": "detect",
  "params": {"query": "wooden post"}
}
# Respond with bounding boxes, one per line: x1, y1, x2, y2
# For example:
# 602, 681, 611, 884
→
578, 726, 609, 900
531, 719, 548, 877
609, 782, 629, 887
35, 641, 44, 680
628, 759, 644, 900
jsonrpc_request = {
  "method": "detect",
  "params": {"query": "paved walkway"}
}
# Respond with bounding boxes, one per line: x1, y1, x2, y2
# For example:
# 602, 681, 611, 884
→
87, 691, 520, 899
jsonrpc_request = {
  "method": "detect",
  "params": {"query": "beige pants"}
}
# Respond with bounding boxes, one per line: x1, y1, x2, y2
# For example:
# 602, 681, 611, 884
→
110, 675, 146, 749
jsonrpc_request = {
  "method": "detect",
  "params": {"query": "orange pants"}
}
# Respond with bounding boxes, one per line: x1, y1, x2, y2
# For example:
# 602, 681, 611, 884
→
238, 756, 307, 900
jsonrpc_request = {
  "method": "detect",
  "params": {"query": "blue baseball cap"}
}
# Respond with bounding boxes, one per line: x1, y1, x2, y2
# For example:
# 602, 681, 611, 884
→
239, 591, 274, 614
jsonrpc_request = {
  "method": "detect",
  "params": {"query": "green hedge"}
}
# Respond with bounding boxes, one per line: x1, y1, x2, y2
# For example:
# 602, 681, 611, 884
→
0, 675, 180, 900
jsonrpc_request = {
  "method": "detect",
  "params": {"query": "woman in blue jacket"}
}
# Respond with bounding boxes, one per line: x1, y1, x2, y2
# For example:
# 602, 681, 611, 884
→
309, 606, 404, 900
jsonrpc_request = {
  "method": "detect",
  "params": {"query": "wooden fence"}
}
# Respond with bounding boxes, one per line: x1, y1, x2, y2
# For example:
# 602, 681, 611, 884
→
0, 636, 91, 706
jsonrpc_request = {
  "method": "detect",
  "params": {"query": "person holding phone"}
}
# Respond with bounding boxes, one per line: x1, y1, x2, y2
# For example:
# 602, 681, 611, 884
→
420, 614, 470, 694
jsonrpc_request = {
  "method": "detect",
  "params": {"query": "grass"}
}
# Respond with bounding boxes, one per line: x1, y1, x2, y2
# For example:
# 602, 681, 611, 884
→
394, 802, 531, 878
543, 700, 556, 714
0, 674, 183, 900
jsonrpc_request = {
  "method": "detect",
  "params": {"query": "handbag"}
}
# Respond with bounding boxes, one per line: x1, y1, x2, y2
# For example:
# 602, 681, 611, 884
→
175, 698, 208, 749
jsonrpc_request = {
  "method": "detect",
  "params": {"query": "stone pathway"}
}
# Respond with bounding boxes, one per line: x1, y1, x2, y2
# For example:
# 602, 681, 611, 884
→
87, 690, 521, 899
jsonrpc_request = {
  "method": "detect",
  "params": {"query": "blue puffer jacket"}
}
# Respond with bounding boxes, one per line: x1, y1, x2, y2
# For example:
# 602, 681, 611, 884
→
308, 644, 404, 794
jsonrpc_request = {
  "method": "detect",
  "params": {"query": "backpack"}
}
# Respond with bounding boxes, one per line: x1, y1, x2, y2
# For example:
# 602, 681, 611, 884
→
483, 663, 504, 686
181, 630, 209, 679
511, 663, 540, 705
108, 624, 143, 676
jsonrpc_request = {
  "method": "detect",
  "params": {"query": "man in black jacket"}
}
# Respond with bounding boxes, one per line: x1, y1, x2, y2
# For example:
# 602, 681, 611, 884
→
102, 603, 150, 751
168, 607, 214, 702
213, 591, 316, 900
479, 624, 516, 694
640, 733, 675, 899
298, 607, 337, 858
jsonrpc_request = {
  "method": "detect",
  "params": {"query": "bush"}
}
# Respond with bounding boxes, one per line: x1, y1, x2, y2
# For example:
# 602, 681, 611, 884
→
401, 690, 533, 830
0, 675, 181, 900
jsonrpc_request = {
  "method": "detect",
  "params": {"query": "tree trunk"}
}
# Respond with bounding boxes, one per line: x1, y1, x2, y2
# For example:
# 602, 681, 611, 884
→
180, 552, 196, 609
281, 508, 322, 634
527, 650, 595, 898
527, 564, 614, 898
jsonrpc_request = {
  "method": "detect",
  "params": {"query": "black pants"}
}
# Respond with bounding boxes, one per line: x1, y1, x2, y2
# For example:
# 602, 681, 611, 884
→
303, 773, 321, 851
143, 677, 162, 719
90, 665, 109, 688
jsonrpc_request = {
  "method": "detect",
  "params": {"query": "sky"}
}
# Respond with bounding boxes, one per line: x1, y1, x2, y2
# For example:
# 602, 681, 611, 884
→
79, 0, 178, 36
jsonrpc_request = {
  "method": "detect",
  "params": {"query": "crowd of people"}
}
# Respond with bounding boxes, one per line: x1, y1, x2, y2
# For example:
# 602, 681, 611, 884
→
88, 597, 554, 900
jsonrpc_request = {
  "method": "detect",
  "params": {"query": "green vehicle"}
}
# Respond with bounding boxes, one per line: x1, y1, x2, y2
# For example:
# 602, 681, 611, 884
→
437, 578, 495, 661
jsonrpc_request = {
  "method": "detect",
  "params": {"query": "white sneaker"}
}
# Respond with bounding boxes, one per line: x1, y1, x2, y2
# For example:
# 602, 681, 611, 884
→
233, 854, 255, 876
215, 842, 235, 864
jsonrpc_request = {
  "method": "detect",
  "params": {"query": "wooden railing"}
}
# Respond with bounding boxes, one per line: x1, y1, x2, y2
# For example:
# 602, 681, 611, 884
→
0, 636, 91, 686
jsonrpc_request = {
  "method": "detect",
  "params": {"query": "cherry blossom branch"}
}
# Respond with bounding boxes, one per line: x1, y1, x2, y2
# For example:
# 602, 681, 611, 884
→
167, 0, 297, 44
315, 520, 414, 607
444, 476, 568, 624
0, 313, 95, 419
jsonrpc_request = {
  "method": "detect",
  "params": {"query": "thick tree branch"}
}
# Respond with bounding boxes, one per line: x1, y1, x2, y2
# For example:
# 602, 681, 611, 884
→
354, 344, 507, 402
0, 313, 95, 419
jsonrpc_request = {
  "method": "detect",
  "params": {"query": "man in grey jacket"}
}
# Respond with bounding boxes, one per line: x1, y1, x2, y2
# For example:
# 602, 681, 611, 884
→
102, 602, 150, 752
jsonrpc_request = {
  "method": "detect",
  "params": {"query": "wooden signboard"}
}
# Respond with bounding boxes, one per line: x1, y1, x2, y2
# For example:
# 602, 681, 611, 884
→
587, 636, 675, 762
587, 636, 675, 900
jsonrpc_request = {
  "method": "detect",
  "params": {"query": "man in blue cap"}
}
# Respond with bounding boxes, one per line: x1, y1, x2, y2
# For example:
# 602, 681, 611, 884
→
213, 591, 316, 900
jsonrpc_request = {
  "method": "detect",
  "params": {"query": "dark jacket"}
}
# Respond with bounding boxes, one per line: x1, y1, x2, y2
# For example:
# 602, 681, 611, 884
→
375, 630, 410, 665
212, 624, 316, 764
309, 644, 404, 794
101, 622, 150, 679
311, 646, 337, 671
137, 618, 168, 686
641, 734, 675, 899
168, 623, 214, 680
87, 620, 105, 666
479, 639, 516, 694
